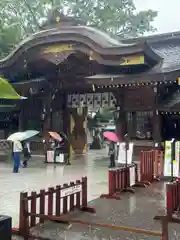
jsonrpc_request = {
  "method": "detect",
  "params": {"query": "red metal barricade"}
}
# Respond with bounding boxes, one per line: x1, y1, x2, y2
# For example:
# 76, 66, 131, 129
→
100, 150, 164, 199
166, 181, 180, 221
14, 177, 95, 238
100, 164, 136, 200
154, 181, 180, 223
137, 150, 164, 186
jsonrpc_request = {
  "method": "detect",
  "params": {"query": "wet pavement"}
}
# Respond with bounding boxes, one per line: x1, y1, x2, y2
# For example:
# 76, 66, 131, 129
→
0, 149, 110, 228
28, 182, 180, 239
1, 149, 180, 239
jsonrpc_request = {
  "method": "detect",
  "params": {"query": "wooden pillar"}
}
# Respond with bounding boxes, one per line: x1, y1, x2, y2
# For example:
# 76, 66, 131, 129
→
68, 107, 87, 155
18, 90, 26, 131
153, 110, 162, 145
116, 110, 126, 140
42, 91, 52, 131
18, 106, 24, 131
115, 91, 126, 140
152, 86, 162, 148
62, 93, 71, 161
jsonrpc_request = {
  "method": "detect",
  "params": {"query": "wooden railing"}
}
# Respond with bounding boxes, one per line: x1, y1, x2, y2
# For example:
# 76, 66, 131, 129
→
18, 177, 95, 238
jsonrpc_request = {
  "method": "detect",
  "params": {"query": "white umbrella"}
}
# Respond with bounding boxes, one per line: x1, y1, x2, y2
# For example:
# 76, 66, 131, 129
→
23, 130, 39, 140
7, 132, 26, 141
7, 130, 39, 142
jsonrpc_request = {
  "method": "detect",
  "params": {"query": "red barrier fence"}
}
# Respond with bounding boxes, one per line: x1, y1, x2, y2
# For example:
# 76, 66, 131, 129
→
100, 150, 164, 199
17, 176, 95, 238
166, 182, 180, 220
155, 181, 180, 223
138, 150, 164, 186
100, 164, 136, 200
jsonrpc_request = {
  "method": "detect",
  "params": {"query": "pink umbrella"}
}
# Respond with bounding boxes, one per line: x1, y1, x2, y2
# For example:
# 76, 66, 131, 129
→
48, 131, 62, 142
103, 131, 120, 143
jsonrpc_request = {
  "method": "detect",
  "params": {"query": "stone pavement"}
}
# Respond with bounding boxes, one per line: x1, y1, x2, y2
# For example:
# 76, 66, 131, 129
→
27, 182, 180, 239
4, 148, 180, 239
0, 149, 110, 228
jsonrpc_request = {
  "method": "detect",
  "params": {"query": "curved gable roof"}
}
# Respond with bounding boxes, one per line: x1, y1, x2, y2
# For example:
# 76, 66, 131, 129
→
0, 25, 160, 69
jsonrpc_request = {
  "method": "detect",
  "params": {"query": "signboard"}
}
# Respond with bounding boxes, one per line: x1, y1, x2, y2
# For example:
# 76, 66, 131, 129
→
43, 44, 73, 53
164, 141, 180, 177
67, 92, 117, 108
129, 166, 136, 186
120, 55, 144, 66
117, 142, 134, 165
61, 184, 82, 197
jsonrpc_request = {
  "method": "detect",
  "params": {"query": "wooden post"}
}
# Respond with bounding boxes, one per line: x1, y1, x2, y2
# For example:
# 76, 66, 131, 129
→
19, 192, 28, 236
161, 216, 169, 240
63, 184, 68, 214
152, 111, 162, 149
81, 177, 88, 209
166, 184, 173, 219
39, 189, 45, 224
23, 198, 30, 240
70, 182, 75, 211
114, 91, 126, 140
76, 180, 81, 209
30, 191, 37, 227
56, 185, 61, 216
48, 187, 54, 216
81, 177, 96, 213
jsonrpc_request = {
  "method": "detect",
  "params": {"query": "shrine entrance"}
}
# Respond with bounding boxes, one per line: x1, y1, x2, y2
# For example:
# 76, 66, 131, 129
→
67, 92, 117, 154
0, 10, 180, 158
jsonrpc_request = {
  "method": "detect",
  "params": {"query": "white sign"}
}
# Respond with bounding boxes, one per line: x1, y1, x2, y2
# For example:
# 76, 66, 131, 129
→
118, 142, 134, 164
129, 166, 136, 186
61, 184, 82, 197
164, 141, 180, 177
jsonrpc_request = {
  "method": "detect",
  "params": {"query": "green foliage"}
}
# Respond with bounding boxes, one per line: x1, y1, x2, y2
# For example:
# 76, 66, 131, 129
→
0, 0, 157, 57
0, 77, 23, 99
95, 107, 114, 123
88, 107, 114, 130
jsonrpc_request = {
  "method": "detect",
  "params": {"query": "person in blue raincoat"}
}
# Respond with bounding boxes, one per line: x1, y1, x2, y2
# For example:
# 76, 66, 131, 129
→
12, 140, 23, 173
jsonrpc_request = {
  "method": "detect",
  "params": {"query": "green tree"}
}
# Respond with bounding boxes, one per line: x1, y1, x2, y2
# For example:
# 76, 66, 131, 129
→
0, 0, 157, 57
95, 107, 114, 123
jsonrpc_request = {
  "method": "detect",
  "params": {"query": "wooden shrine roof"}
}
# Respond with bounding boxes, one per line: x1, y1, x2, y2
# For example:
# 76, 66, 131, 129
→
0, 25, 160, 69
1, 11, 180, 85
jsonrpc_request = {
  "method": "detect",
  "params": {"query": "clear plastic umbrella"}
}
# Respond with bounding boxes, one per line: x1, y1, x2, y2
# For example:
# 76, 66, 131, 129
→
7, 130, 39, 141
7, 132, 26, 141
23, 130, 39, 140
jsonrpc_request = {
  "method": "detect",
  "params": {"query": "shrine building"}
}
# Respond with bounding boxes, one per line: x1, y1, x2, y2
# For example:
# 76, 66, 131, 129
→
0, 10, 180, 156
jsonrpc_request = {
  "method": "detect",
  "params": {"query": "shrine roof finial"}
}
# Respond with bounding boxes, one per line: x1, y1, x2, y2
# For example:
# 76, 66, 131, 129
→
42, 8, 84, 29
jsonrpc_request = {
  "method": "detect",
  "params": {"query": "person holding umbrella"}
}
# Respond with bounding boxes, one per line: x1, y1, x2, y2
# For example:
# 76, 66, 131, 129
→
8, 130, 39, 172
103, 132, 120, 168
12, 140, 23, 173
48, 132, 63, 163
108, 141, 116, 168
